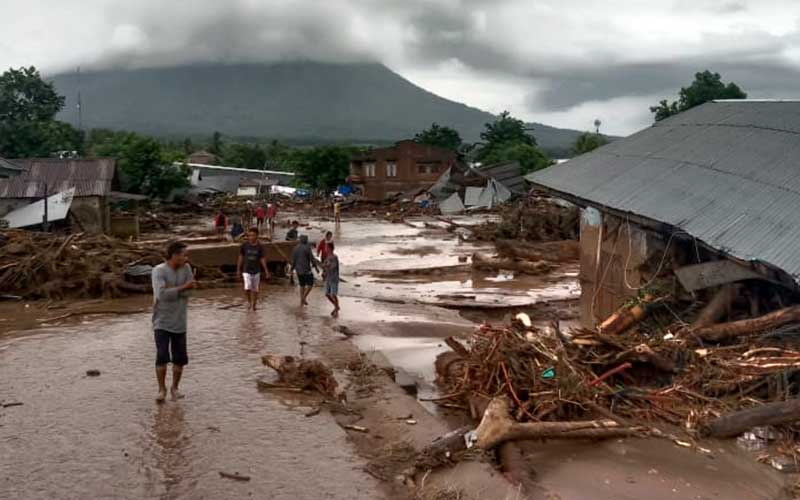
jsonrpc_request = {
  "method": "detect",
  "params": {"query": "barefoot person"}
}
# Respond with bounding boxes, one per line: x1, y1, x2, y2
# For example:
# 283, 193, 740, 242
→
290, 234, 319, 307
152, 241, 195, 402
237, 227, 270, 311
323, 242, 340, 317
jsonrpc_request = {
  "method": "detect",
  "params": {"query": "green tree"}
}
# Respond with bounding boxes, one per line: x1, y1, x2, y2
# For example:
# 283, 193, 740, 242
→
222, 143, 267, 169
0, 66, 83, 157
475, 111, 551, 172
414, 123, 462, 150
209, 131, 223, 156
651, 70, 747, 121
89, 129, 189, 198
295, 146, 352, 193
480, 142, 552, 173
573, 132, 609, 155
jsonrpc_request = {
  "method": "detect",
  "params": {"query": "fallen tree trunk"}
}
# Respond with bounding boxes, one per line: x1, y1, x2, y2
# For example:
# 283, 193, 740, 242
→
472, 253, 555, 276
597, 294, 657, 336
475, 398, 640, 449
692, 284, 741, 329
416, 398, 642, 461
703, 399, 800, 438
691, 305, 800, 343
495, 239, 579, 263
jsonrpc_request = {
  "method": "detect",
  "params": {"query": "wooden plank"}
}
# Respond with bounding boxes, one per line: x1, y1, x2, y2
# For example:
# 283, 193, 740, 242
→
675, 260, 763, 292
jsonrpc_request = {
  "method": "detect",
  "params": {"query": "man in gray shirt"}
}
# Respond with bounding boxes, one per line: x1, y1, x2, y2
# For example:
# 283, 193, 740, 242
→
152, 241, 195, 402
290, 234, 320, 307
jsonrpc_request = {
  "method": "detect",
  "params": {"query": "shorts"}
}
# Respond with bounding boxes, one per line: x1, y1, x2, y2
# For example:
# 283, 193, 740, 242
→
243, 272, 260, 291
154, 329, 188, 366
297, 273, 314, 287
325, 280, 339, 296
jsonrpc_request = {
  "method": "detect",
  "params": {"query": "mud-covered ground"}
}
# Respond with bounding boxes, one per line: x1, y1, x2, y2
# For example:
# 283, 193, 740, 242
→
0, 215, 792, 500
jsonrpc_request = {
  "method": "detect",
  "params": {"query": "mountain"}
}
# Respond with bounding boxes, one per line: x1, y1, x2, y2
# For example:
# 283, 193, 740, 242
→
50, 62, 584, 154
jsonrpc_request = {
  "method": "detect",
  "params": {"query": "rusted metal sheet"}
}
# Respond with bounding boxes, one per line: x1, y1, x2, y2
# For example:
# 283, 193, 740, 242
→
675, 260, 763, 292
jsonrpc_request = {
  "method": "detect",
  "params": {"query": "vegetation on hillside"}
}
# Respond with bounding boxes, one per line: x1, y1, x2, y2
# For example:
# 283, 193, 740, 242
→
573, 132, 609, 155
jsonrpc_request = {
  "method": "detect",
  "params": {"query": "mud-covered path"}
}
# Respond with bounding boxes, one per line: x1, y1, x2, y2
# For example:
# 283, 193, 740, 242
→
0, 290, 384, 500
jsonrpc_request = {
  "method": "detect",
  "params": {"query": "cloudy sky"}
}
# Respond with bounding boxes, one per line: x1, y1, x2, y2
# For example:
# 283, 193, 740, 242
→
3, 0, 800, 135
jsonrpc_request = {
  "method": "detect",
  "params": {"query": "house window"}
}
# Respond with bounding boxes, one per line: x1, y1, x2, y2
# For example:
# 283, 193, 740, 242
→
365, 162, 376, 177
350, 163, 363, 176
386, 162, 397, 177
417, 163, 439, 175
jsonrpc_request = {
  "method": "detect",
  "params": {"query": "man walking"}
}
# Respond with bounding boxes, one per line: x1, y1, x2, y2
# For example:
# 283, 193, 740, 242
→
267, 203, 277, 234
323, 242, 341, 317
255, 205, 266, 230
290, 234, 319, 307
238, 227, 270, 311
152, 241, 195, 403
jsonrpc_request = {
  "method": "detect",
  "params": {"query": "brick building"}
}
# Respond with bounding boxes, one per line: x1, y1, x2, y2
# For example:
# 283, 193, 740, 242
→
349, 140, 458, 201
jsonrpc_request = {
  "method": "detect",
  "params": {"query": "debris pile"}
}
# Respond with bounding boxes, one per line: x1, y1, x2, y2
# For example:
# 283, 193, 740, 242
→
473, 195, 579, 242
261, 354, 343, 400
435, 294, 800, 459
0, 230, 229, 299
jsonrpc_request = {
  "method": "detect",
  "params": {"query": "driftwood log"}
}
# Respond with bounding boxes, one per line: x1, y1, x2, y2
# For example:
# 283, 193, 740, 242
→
704, 399, 800, 438
597, 294, 656, 336
495, 239, 579, 263
691, 305, 800, 343
692, 284, 742, 329
471, 253, 555, 276
261, 354, 344, 400
475, 398, 642, 449
418, 397, 642, 461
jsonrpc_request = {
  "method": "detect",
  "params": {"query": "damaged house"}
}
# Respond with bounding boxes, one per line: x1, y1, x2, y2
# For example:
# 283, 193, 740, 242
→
349, 140, 458, 201
0, 158, 119, 233
527, 100, 800, 328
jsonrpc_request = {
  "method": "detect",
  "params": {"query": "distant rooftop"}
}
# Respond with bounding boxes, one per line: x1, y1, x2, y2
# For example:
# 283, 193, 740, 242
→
0, 158, 117, 198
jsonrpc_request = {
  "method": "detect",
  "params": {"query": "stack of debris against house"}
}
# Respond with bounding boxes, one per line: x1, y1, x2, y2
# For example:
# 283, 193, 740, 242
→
431, 101, 800, 474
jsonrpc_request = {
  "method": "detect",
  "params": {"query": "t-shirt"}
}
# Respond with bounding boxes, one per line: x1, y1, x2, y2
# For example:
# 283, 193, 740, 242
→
152, 262, 193, 333
317, 239, 333, 260
323, 254, 339, 284
286, 227, 298, 241
291, 243, 319, 275
240, 242, 265, 275
267, 205, 277, 218
255, 207, 266, 219
334, 203, 341, 214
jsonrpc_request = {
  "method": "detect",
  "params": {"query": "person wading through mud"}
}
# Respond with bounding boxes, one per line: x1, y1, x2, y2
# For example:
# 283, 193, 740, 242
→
152, 241, 195, 403
238, 227, 270, 311
290, 234, 320, 307
323, 242, 340, 317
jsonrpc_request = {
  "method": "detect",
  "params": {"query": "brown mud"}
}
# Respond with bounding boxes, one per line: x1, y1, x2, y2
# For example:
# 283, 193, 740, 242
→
0, 214, 792, 499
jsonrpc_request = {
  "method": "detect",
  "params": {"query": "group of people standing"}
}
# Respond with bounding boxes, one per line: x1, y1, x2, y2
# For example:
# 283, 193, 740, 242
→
151, 205, 343, 402
214, 203, 277, 240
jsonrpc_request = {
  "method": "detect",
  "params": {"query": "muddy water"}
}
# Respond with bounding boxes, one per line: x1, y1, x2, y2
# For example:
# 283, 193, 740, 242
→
0, 290, 383, 500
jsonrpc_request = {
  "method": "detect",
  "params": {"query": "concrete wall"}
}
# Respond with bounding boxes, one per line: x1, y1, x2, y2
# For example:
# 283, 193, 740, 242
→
110, 215, 140, 240
578, 209, 654, 327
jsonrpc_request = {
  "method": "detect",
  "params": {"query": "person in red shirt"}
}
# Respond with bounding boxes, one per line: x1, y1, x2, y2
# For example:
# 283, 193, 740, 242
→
255, 205, 266, 230
267, 203, 277, 233
316, 231, 334, 260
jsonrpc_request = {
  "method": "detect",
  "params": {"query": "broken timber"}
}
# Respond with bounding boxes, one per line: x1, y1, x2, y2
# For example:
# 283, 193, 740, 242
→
704, 399, 800, 438
691, 305, 800, 343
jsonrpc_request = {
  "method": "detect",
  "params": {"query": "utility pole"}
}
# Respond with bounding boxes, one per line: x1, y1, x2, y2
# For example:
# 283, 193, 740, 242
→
76, 67, 83, 133
41, 182, 49, 232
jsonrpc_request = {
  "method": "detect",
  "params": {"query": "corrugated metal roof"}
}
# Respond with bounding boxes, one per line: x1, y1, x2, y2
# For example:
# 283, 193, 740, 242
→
0, 158, 116, 198
526, 101, 800, 282
477, 161, 527, 194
